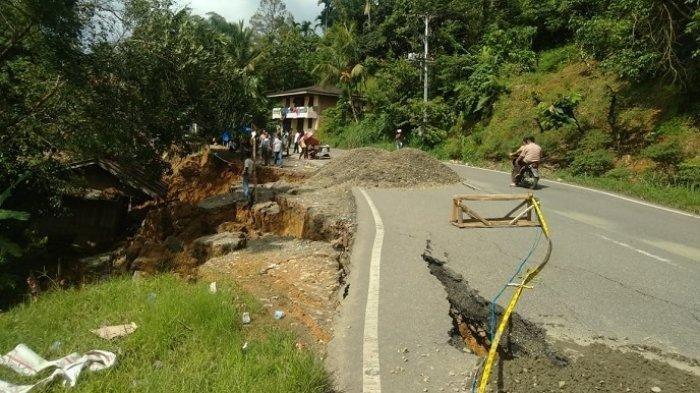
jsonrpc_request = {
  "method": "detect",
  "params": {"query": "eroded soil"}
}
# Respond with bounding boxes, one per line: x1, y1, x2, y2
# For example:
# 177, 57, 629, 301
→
422, 246, 700, 392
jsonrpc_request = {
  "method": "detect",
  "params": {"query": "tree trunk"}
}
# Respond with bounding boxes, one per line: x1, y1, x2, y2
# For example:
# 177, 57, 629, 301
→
347, 90, 359, 122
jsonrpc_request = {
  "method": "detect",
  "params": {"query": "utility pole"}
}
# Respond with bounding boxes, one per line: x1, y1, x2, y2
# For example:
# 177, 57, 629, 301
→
422, 15, 430, 136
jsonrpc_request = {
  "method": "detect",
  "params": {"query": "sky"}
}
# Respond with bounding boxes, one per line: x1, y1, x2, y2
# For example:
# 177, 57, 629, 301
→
183, 0, 323, 25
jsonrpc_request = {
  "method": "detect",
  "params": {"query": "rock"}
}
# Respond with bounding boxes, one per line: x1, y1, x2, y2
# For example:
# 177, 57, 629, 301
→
651, 387, 661, 393
132, 257, 163, 271
216, 221, 240, 233
125, 242, 143, 262
113, 256, 128, 271
251, 201, 282, 232
163, 236, 184, 252
192, 231, 246, 262
79, 252, 113, 271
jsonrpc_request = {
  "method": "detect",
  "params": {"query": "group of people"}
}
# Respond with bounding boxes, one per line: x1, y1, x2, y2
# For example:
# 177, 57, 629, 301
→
253, 130, 285, 167
240, 128, 317, 201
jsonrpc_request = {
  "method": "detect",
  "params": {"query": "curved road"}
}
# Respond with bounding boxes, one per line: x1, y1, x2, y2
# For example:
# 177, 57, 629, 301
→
327, 164, 700, 393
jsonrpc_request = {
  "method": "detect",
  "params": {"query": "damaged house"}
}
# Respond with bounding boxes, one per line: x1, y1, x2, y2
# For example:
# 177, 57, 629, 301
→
34, 159, 167, 248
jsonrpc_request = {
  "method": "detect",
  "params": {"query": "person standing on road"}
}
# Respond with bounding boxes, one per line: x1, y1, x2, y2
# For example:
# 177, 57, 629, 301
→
273, 133, 283, 167
242, 153, 254, 199
510, 136, 542, 186
281, 129, 290, 156
293, 130, 302, 154
260, 131, 272, 166
395, 129, 404, 150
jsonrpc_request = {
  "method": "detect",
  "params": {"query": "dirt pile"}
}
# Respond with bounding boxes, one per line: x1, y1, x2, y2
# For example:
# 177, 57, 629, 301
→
310, 147, 460, 188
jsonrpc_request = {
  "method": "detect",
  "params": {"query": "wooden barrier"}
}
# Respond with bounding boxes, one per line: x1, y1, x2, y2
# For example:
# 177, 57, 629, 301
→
450, 193, 541, 229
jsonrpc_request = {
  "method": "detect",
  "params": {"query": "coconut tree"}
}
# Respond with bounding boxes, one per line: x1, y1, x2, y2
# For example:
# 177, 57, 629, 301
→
313, 23, 365, 122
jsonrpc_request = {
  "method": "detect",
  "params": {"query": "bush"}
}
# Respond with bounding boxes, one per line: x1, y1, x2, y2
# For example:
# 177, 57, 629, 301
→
578, 129, 612, 152
461, 139, 482, 163
570, 149, 615, 176
537, 45, 578, 72
438, 137, 465, 160
336, 116, 387, 148
604, 166, 632, 180
642, 140, 684, 167
676, 157, 700, 187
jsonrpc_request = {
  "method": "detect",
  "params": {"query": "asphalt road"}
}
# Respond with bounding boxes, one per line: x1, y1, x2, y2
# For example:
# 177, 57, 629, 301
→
326, 164, 700, 393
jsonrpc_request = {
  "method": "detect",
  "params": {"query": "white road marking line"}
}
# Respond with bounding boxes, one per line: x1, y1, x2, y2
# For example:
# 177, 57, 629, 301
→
446, 163, 699, 219
461, 180, 482, 191
597, 234, 680, 267
359, 188, 384, 392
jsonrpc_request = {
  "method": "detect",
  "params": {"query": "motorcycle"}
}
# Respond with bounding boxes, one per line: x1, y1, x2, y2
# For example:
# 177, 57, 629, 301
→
513, 160, 540, 189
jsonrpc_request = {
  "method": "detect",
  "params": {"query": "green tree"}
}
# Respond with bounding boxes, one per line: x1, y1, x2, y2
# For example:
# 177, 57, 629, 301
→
249, 0, 294, 38
313, 23, 366, 121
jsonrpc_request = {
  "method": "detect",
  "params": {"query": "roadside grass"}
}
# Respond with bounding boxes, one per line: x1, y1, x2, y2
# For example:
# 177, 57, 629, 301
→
0, 275, 331, 393
430, 154, 699, 214
553, 172, 699, 214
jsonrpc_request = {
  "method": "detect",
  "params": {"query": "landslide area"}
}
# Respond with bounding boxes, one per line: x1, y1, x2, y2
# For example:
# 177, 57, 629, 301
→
105, 147, 460, 351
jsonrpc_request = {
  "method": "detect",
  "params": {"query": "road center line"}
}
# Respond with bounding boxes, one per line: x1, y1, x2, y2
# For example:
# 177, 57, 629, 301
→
359, 188, 384, 392
597, 234, 680, 268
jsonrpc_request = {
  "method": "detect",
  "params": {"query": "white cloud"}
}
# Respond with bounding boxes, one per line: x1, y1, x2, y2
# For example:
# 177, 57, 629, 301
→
182, 0, 322, 25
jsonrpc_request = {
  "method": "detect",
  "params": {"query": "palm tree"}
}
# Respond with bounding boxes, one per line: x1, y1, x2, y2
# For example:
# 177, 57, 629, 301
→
313, 23, 365, 122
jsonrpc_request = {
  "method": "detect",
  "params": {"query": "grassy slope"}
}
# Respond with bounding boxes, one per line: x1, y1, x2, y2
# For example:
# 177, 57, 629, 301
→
0, 275, 330, 392
437, 49, 699, 213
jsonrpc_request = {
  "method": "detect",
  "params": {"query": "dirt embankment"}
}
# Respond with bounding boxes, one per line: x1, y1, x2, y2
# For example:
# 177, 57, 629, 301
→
423, 246, 700, 393
108, 147, 460, 349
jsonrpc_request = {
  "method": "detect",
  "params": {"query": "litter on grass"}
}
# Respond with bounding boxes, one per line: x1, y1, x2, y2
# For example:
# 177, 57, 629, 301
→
0, 344, 116, 393
209, 282, 217, 294
90, 322, 138, 340
241, 312, 251, 325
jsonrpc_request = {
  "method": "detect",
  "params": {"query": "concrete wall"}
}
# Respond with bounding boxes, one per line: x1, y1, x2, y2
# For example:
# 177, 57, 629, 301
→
274, 93, 339, 132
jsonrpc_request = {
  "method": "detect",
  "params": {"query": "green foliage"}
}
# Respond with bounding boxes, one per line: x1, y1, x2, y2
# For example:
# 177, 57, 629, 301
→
676, 157, 700, 187
578, 129, 612, 152
604, 166, 633, 180
537, 45, 578, 72
536, 93, 583, 131
570, 149, 615, 176
576, 0, 699, 85
0, 275, 331, 392
0, 175, 30, 259
642, 140, 684, 166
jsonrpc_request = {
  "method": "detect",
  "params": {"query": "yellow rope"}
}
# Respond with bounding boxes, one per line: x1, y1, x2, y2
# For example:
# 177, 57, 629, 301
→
531, 197, 550, 238
477, 196, 551, 392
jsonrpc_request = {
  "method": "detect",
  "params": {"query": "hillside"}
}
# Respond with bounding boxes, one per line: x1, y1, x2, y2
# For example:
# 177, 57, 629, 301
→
433, 52, 699, 212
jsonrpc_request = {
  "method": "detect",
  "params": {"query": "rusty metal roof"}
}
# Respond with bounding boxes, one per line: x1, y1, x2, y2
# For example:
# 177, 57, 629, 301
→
266, 84, 342, 98
67, 159, 168, 200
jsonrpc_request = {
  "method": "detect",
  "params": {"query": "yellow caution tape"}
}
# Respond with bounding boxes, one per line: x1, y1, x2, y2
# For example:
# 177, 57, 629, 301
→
477, 198, 552, 392
477, 273, 530, 392
531, 197, 550, 238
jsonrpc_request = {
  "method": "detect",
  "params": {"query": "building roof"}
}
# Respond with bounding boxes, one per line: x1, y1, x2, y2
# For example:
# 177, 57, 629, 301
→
266, 85, 342, 98
67, 159, 168, 200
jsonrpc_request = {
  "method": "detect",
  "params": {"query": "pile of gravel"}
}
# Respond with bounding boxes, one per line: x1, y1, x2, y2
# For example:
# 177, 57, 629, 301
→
310, 147, 460, 188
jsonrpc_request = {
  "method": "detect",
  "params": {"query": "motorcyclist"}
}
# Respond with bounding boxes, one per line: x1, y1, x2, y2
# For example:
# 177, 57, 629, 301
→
510, 136, 541, 187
